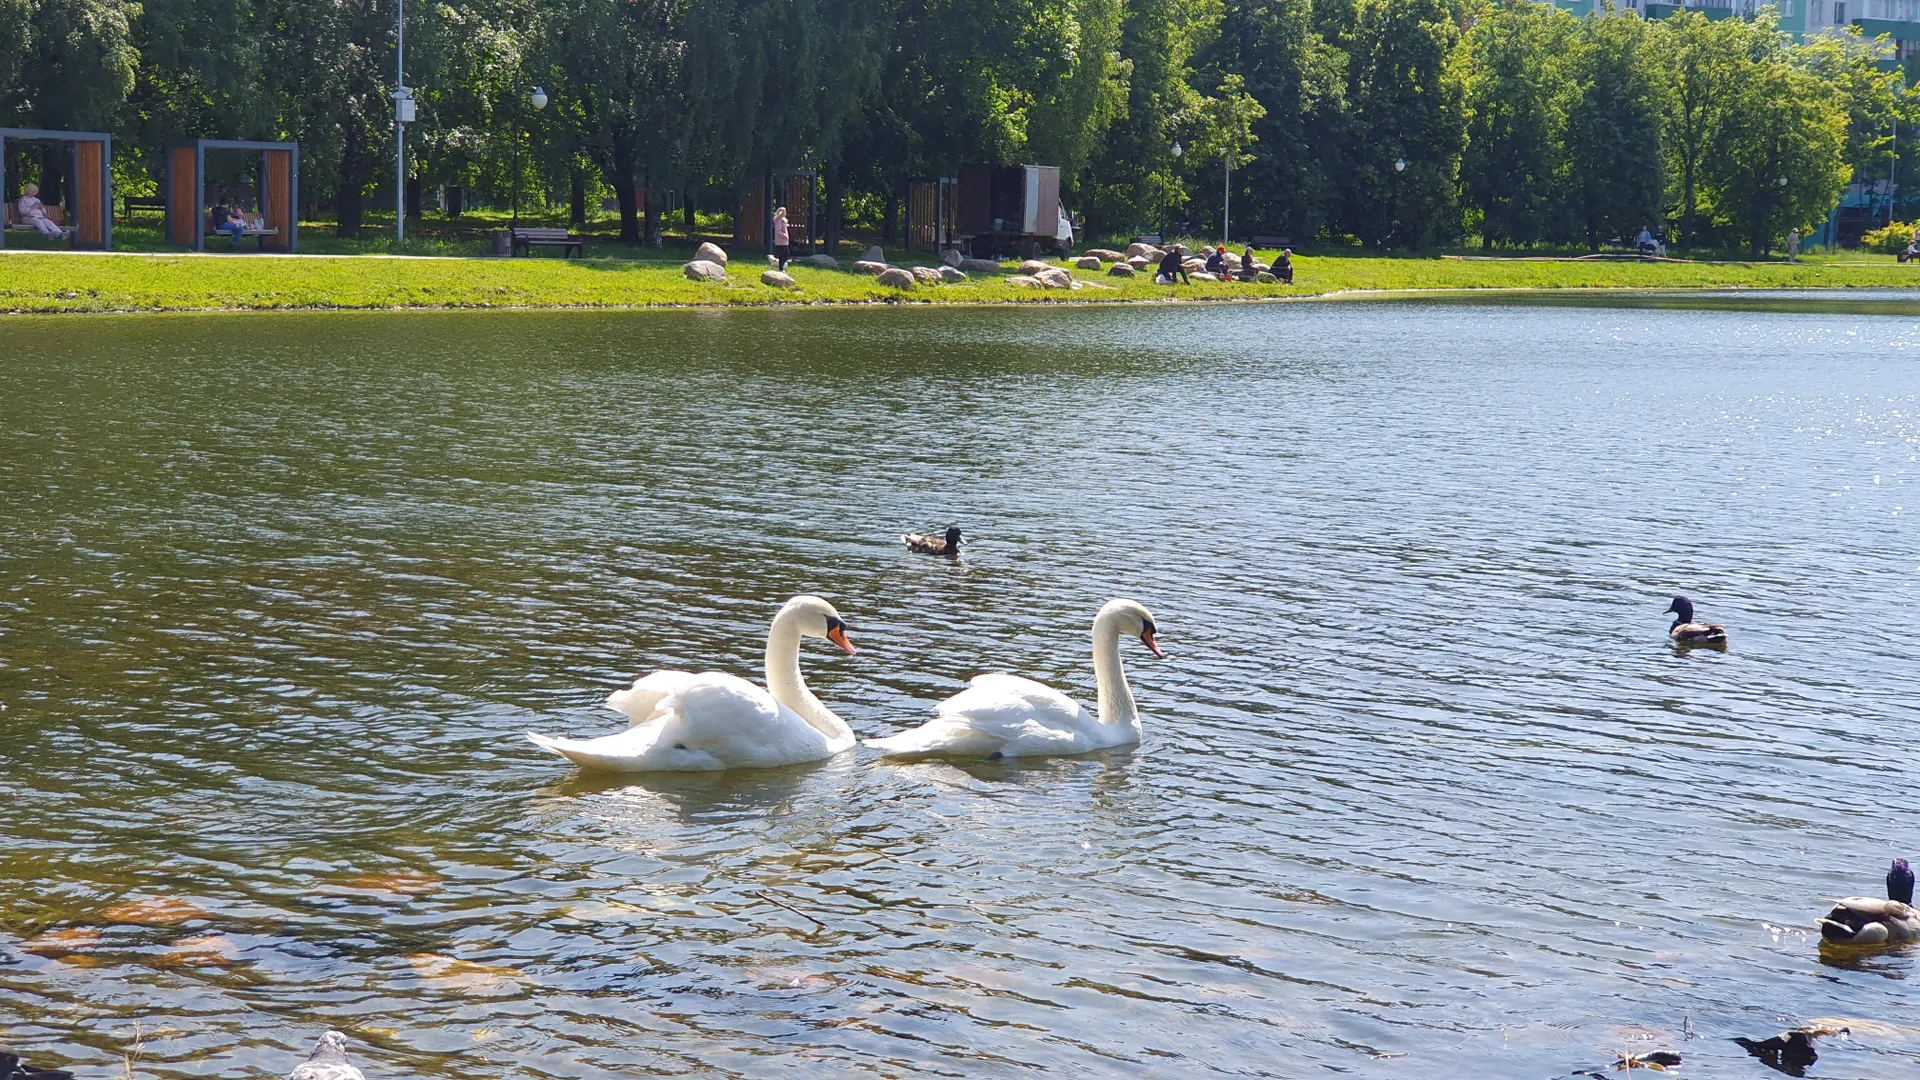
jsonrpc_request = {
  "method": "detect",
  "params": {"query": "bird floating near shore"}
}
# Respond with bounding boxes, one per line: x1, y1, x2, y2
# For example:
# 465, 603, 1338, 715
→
1817, 858, 1919, 945
287, 1032, 366, 1080
0, 1048, 75, 1080
903, 524, 961, 556
1665, 595, 1728, 646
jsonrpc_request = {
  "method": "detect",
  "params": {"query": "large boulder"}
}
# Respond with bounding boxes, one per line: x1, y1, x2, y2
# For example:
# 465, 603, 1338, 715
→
1128, 256, 1151, 269
761, 269, 799, 289
1189, 271, 1219, 282
1183, 258, 1206, 273
939, 248, 964, 267
1128, 243, 1166, 261
1107, 262, 1135, 278
796, 253, 838, 269
1019, 259, 1053, 276
683, 260, 727, 282
910, 266, 942, 284
958, 257, 1003, 274
938, 266, 968, 283
1086, 248, 1127, 262
1256, 271, 1279, 284
853, 259, 890, 276
1035, 267, 1074, 289
695, 242, 729, 266
1074, 256, 1102, 270
876, 267, 916, 289
862, 245, 886, 263
1006, 275, 1042, 288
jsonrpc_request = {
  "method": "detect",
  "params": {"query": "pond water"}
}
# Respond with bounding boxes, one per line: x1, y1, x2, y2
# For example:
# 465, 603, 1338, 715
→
1, 295, 1916, 1079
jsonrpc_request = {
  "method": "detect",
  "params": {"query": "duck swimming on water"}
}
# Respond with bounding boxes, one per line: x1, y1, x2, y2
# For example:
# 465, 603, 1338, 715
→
904, 524, 961, 556
1665, 595, 1728, 645
1817, 858, 1919, 945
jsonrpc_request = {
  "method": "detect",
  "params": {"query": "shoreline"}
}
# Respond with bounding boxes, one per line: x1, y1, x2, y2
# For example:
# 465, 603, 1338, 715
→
2, 249, 1916, 316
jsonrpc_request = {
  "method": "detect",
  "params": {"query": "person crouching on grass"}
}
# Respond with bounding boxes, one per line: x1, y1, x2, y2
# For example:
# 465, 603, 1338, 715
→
1156, 245, 1189, 285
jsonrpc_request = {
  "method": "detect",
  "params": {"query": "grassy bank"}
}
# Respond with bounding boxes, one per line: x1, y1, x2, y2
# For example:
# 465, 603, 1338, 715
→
2, 247, 1917, 314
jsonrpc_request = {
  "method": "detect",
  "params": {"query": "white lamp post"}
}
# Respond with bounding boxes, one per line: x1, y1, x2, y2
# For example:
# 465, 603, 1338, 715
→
512, 86, 548, 228
1223, 150, 1231, 247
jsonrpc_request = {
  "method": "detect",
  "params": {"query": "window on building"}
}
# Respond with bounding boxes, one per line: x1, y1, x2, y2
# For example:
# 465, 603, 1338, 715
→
1784, 0, 1794, 15
1834, 1, 1845, 21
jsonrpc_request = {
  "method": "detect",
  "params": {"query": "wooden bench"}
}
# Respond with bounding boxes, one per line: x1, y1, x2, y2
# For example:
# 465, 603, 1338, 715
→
206, 216, 280, 250
1133, 234, 1163, 246
121, 195, 166, 220
510, 227, 584, 258
1249, 234, 1291, 250
4, 203, 71, 238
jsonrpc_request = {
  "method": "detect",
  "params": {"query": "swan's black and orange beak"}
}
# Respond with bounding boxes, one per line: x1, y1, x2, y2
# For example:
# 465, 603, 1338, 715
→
1140, 627, 1163, 658
826, 618, 856, 655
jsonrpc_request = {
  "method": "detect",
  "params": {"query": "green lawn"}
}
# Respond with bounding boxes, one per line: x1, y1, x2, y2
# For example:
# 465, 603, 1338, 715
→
2, 243, 1916, 314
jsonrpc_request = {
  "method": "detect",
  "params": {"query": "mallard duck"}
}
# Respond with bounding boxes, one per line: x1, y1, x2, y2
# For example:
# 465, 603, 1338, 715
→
1817, 858, 1919, 945
1665, 595, 1728, 645
0, 1050, 75, 1080
903, 524, 961, 555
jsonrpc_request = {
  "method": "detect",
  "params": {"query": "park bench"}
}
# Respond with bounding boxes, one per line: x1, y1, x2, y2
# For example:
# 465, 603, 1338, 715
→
1249, 234, 1291, 250
510, 226, 584, 258
121, 195, 166, 220
205, 215, 280, 251
1133, 234, 1163, 246
4, 202, 72, 239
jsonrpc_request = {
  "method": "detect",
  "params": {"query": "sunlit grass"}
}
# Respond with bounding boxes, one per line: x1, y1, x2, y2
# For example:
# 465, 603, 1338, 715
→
1, 246, 1915, 315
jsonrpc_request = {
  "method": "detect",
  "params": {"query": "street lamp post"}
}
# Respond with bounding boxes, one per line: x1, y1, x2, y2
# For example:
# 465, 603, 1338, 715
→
512, 86, 549, 228
1223, 151, 1231, 248
393, 0, 412, 244
1391, 157, 1405, 248
1170, 140, 1183, 239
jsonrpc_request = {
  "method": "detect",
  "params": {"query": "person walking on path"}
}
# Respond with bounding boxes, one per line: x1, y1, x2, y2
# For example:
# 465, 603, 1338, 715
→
16, 183, 66, 238
772, 206, 791, 270
1786, 228, 1800, 263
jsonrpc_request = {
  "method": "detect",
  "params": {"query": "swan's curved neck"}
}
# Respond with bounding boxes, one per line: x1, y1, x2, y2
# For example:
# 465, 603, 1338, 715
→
765, 611, 853, 742
1092, 613, 1138, 728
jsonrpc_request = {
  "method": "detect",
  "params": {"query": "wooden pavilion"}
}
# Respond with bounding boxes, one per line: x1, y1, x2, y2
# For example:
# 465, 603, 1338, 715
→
167, 139, 299, 252
0, 128, 113, 250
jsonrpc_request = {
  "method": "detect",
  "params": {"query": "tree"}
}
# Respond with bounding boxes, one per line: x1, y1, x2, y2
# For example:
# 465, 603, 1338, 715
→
1336, 0, 1465, 248
1451, 0, 1576, 248
1199, 0, 1346, 240
1561, 8, 1664, 251
1082, 0, 1223, 234
1652, 10, 1752, 249
1706, 37, 1849, 256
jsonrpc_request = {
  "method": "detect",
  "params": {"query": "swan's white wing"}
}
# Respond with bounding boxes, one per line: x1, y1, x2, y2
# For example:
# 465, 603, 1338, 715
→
866, 673, 1092, 758
607, 670, 704, 725
532, 672, 838, 772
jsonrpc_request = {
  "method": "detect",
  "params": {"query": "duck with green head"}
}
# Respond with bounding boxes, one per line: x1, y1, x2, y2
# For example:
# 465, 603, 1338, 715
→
1664, 595, 1727, 646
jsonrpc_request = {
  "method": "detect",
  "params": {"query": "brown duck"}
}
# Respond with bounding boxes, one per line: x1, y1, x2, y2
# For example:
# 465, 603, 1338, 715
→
903, 524, 961, 556
1818, 858, 1919, 945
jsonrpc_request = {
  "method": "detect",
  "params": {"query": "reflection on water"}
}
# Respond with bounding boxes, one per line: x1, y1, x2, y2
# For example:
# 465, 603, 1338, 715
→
1, 297, 1917, 1078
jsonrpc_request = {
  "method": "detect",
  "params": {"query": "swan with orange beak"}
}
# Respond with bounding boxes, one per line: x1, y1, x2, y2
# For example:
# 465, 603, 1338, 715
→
528, 595, 858, 771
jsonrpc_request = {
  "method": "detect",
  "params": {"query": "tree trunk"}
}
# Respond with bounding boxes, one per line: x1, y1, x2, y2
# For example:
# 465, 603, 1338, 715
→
406, 177, 423, 219
1681, 157, 1696, 250
683, 188, 695, 238
615, 181, 640, 244
645, 189, 662, 248
882, 187, 898, 245
824, 163, 843, 254
570, 171, 587, 228
336, 181, 363, 237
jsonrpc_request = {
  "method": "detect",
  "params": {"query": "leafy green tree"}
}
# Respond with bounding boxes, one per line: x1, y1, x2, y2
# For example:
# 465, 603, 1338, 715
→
1793, 26, 1901, 199
1651, 10, 1752, 249
1082, 0, 1223, 234
1199, 0, 1346, 240
1561, 9, 1664, 251
1451, 0, 1576, 248
1337, 0, 1464, 248
1706, 43, 1849, 255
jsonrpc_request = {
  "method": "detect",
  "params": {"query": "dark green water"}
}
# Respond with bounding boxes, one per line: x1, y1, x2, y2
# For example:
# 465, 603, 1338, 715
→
1, 297, 1916, 1078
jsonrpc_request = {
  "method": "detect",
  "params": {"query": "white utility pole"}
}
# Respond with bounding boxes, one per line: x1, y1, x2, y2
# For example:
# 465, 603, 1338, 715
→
1223, 154, 1231, 247
395, 0, 410, 244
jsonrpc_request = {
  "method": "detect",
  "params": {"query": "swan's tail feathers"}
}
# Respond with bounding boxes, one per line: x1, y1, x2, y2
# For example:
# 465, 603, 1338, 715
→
525, 730, 658, 772
865, 724, 1004, 759
527, 731, 578, 761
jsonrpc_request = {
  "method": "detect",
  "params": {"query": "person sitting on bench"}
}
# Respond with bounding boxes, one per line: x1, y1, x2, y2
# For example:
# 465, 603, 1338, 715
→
16, 184, 66, 238
1156, 245, 1189, 285
217, 202, 249, 249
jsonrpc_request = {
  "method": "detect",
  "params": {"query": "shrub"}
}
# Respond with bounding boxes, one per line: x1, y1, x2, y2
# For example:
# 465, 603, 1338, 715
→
1859, 220, 1919, 254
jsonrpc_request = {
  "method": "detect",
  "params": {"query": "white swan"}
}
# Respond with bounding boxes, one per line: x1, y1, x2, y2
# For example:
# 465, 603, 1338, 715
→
866, 598, 1161, 759
526, 595, 858, 772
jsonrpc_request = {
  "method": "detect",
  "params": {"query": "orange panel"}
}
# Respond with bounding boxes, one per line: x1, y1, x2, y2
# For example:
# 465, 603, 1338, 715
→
170, 146, 198, 247
264, 150, 291, 252
739, 179, 765, 250
75, 141, 105, 247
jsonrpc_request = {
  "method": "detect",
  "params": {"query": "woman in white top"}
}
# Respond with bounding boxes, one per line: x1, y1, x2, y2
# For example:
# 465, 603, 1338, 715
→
16, 184, 65, 238
772, 206, 791, 270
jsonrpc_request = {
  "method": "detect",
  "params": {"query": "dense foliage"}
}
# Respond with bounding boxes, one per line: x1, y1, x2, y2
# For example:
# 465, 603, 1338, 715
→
1, 0, 1912, 252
